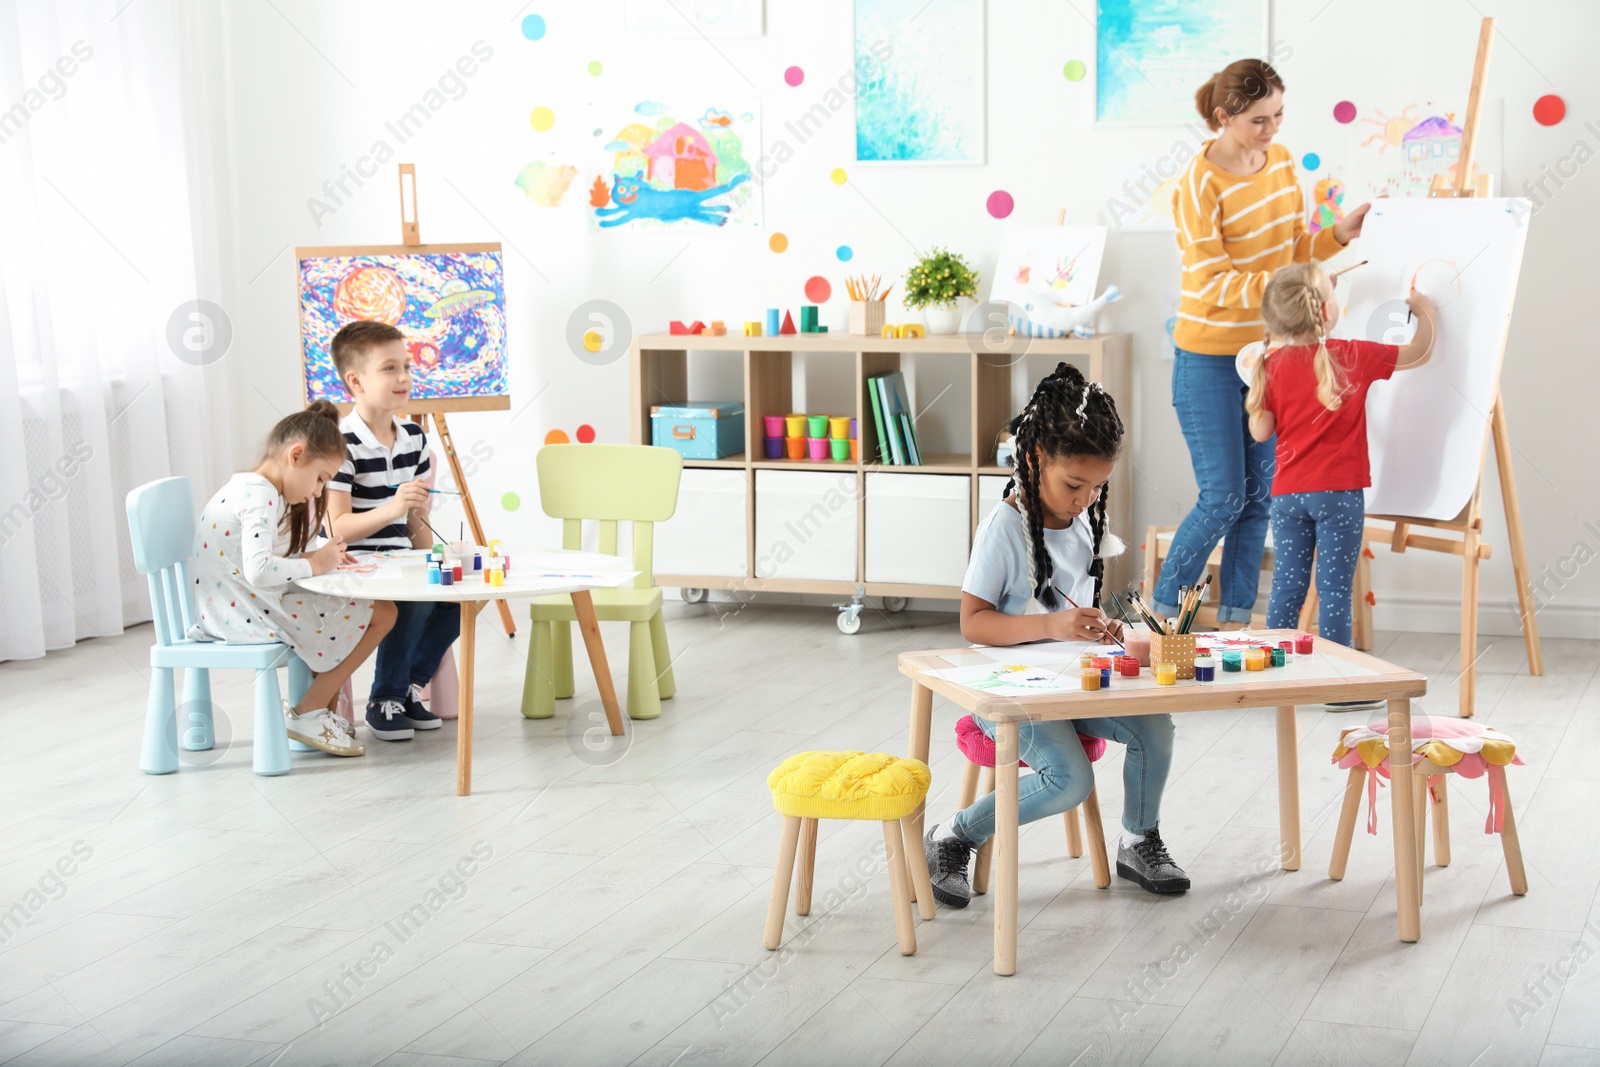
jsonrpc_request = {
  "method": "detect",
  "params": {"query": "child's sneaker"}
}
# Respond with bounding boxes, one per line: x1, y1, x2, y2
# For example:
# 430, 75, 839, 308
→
1326, 698, 1385, 712
365, 699, 415, 741
402, 690, 441, 731
1116, 827, 1191, 894
924, 825, 974, 908
284, 702, 365, 757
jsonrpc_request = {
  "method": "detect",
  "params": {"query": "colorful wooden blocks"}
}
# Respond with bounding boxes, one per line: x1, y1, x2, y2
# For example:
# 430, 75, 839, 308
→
670, 321, 708, 335
709, 320, 726, 335
878, 323, 927, 339
670, 321, 690, 335
743, 321, 763, 336
780, 311, 797, 335
799, 305, 818, 333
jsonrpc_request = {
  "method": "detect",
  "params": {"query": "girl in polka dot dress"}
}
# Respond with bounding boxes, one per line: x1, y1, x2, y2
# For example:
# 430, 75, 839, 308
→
1246, 263, 1435, 699
189, 402, 397, 755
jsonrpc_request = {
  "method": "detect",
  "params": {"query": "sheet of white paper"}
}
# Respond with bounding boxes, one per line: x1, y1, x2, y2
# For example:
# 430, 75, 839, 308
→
971, 640, 1119, 664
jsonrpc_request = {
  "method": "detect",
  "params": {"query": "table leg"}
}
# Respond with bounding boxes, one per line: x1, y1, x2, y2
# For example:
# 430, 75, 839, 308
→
994, 721, 1020, 977
1275, 705, 1302, 871
1390, 698, 1421, 941
456, 601, 483, 797
569, 589, 624, 736
906, 683, 935, 919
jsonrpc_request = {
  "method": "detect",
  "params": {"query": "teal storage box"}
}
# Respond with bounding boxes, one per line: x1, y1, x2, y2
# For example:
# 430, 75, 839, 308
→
651, 402, 746, 460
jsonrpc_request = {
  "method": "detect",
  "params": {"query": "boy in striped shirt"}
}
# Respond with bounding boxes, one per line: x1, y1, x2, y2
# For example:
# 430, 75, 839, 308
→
325, 320, 455, 741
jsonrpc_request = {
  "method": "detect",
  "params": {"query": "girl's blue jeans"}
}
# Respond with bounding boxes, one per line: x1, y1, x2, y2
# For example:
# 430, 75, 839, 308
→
950, 713, 1175, 844
1267, 489, 1365, 647
1153, 347, 1275, 623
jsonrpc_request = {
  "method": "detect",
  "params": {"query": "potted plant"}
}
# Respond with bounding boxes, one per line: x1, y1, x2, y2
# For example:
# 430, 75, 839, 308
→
903, 247, 979, 334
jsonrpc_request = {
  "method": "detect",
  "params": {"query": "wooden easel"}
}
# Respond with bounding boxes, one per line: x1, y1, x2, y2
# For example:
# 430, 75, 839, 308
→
1363, 17, 1543, 716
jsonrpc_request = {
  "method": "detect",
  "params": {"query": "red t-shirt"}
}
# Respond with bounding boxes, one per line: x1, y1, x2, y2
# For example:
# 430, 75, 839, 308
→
1262, 338, 1398, 496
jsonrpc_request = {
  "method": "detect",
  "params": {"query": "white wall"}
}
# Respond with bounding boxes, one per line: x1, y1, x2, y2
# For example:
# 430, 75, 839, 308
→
195, 0, 1600, 637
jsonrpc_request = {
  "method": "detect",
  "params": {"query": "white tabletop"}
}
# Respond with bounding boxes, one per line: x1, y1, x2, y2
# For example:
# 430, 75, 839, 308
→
294, 549, 638, 603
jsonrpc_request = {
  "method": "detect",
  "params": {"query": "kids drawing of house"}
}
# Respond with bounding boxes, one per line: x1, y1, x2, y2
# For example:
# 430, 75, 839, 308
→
645, 123, 718, 191
1402, 114, 1462, 171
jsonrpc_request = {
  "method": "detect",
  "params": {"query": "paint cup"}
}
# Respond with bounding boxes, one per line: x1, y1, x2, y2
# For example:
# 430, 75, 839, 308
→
1100, 668, 1111, 688
807, 437, 829, 461
1245, 649, 1268, 671
1295, 632, 1315, 654
440, 568, 454, 586
1092, 656, 1112, 671
763, 415, 785, 438
427, 563, 441, 584
1194, 655, 1215, 682
829, 416, 850, 440
785, 413, 806, 438
1123, 624, 1151, 667
830, 438, 850, 461
452, 564, 464, 582
1080, 652, 1097, 668
490, 568, 504, 587
1155, 663, 1177, 686
1080, 668, 1101, 691
1119, 656, 1140, 678
765, 437, 784, 459
1222, 651, 1242, 672
1270, 647, 1285, 667
850, 439, 858, 461
807, 415, 830, 438
786, 436, 806, 459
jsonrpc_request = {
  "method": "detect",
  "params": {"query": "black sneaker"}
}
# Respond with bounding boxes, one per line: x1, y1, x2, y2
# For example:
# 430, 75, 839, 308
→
402, 689, 442, 731
1116, 827, 1191, 894
365, 699, 415, 741
1326, 699, 1384, 712
924, 825, 974, 909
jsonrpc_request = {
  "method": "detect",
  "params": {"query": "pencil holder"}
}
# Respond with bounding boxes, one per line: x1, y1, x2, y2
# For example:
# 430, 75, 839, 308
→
808, 437, 829, 461
849, 300, 886, 337
807, 415, 830, 438
829, 416, 850, 440
785, 414, 806, 438
1149, 633, 1196, 680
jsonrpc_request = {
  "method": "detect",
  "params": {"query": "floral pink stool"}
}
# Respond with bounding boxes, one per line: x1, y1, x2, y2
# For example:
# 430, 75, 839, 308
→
955, 714, 1111, 892
1329, 714, 1528, 901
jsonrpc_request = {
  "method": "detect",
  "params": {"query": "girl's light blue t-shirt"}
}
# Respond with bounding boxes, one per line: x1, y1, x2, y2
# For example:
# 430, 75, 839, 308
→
962, 501, 1096, 614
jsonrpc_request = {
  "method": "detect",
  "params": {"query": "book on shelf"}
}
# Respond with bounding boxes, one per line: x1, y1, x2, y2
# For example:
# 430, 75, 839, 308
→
868, 374, 892, 465
864, 371, 924, 466
873, 375, 904, 464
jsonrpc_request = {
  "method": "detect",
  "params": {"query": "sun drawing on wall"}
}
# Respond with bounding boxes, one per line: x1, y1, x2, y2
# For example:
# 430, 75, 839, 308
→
587, 102, 758, 229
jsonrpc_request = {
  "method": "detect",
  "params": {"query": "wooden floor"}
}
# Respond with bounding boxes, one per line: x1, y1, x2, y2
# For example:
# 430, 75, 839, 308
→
2, 603, 1598, 1067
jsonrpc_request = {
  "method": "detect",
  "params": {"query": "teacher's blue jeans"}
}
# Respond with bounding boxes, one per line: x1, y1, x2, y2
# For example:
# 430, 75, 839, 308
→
950, 713, 1175, 843
1268, 489, 1365, 647
1153, 347, 1275, 623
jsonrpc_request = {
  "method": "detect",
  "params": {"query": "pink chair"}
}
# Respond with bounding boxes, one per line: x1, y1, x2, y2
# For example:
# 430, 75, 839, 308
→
955, 714, 1111, 892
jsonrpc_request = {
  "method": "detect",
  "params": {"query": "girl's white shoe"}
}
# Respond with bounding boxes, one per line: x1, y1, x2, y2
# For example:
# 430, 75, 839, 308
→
284, 701, 366, 757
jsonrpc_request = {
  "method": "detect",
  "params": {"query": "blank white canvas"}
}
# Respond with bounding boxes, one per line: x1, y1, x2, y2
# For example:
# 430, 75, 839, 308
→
1337, 198, 1530, 521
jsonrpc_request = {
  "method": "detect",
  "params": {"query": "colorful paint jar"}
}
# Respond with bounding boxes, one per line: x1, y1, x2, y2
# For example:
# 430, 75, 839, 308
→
1092, 657, 1112, 672
807, 437, 829, 460
452, 563, 464, 582
473, 552, 482, 571
439, 567, 454, 586
489, 568, 504, 587
1222, 651, 1243, 672
1245, 648, 1268, 671
1080, 667, 1102, 691
765, 437, 784, 459
763, 415, 786, 438
784, 413, 806, 438
1124, 625, 1152, 667
1270, 647, 1285, 667
1100, 668, 1112, 688
830, 437, 850, 461
1295, 632, 1314, 654
786, 436, 806, 460
426, 562, 441, 584
1119, 656, 1140, 678
807, 414, 830, 438
829, 416, 851, 440
1080, 652, 1097, 668
1194, 655, 1215, 682
1154, 663, 1177, 686
1278, 639, 1295, 657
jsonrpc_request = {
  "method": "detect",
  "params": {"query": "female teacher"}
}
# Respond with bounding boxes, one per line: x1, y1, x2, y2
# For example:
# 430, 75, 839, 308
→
1151, 58, 1368, 627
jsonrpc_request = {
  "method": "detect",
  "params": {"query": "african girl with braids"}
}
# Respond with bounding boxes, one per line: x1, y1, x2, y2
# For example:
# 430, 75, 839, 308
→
924, 363, 1192, 902
1247, 264, 1434, 707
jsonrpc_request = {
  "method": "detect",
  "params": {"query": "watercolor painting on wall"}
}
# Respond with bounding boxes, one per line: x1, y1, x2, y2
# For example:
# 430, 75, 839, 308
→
588, 99, 759, 229
1097, 0, 1267, 124
987, 226, 1108, 338
854, 0, 984, 164
1342, 98, 1503, 200
297, 245, 508, 409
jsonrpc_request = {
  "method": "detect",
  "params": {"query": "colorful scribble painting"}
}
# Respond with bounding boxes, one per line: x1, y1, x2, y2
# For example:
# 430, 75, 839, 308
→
987, 226, 1108, 338
1097, 0, 1266, 124
854, 0, 984, 164
297, 246, 508, 405
588, 99, 759, 230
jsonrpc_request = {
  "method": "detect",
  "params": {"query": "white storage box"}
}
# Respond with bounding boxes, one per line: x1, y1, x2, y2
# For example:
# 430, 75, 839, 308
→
754, 470, 859, 582
654, 469, 749, 578
978, 474, 1012, 519
866, 473, 970, 586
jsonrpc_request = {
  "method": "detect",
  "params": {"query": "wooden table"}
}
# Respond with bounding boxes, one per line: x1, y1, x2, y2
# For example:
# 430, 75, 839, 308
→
899, 631, 1428, 975
298, 553, 634, 795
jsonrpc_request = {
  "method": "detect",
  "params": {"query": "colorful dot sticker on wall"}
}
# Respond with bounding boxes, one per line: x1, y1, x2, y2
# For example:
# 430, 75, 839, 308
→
831, 168, 848, 185
521, 14, 546, 40
805, 276, 831, 303
544, 429, 569, 445
1533, 94, 1565, 126
769, 232, 788, 253
1063, 59, 1086, 82
784, 66, 805, 87
836, 245, 853, 262
986, 190, 1014, 219
530, 106, 555, 132
576, 423, 596, 443
502, 492, 521, 512
1302, 152, 1321, 171
587, 60, 602, 76
1333, 101, 1357, 124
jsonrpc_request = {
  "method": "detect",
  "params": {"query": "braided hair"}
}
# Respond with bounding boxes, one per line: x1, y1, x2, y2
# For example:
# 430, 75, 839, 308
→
1003, 363, 1125, 609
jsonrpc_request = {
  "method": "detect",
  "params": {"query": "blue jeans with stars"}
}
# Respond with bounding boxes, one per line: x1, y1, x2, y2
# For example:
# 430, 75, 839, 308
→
1267, 489, 1365, 647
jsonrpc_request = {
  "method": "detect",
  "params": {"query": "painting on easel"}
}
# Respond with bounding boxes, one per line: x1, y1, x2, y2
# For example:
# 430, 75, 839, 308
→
297, 244, 508, 409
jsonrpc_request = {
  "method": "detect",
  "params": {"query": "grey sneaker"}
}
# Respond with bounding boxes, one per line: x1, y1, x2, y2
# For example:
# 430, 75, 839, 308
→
1116, 827, 1191, 894
924, 825, 974, 909
1326, 698, 1384, 712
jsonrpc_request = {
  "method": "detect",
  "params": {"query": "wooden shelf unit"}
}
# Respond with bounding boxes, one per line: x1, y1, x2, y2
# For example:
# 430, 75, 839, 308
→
629, 330, 1134, 601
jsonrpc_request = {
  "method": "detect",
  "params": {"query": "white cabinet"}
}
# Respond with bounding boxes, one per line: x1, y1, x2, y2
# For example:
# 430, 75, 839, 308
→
865, 473, 970, 586
655, 469, 748, 578
754, 470, 860, 581
978, 474, 1011, 520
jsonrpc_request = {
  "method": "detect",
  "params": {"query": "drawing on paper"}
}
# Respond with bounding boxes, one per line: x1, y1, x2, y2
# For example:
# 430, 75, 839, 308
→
588, 101, 758, 229
514, 162, 579, 206
1096, 0, 1267, 124
854, 0, 984, 163
1309, 178, 1346, 234
1345, 100, 1502, 200
988, 226, 1108, 337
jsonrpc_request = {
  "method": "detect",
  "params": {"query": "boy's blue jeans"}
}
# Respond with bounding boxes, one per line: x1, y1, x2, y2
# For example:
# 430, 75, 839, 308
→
1267, 489, 1365, 647
950, 713, 1176, 843
371, 601, 460, 702
1153, 348, 1276, 623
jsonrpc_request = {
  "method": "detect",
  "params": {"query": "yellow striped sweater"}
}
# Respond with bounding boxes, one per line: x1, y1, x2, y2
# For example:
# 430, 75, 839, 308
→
1173, 141, 1345, 356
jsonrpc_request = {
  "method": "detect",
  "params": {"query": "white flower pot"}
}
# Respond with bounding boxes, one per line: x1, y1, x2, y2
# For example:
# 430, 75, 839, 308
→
923, 303, 963, 335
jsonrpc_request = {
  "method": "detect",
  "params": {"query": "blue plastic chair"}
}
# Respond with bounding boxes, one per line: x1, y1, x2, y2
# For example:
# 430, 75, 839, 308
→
126, 477, 312, 776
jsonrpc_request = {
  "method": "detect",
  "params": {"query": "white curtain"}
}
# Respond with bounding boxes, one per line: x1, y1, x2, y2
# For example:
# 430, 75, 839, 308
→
0, 0, 233, 661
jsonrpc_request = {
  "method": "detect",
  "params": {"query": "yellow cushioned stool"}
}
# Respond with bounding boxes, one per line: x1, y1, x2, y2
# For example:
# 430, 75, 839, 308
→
765, 751, 936, 956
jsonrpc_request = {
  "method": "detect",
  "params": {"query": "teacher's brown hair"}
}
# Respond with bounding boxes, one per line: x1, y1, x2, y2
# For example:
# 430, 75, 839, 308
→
1195, 58, 1285, 131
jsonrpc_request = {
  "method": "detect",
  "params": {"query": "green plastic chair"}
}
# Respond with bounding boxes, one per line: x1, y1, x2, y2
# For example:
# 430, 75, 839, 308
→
520, 444, 683, 721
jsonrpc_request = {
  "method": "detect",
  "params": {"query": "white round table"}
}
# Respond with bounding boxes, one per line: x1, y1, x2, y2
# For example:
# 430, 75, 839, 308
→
297, 555, 633, 795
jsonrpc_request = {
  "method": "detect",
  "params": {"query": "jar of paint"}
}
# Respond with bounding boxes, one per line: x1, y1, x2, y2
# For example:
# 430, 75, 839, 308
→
1194, 655, 1215, 682
426, 561, 442, 584
1123, 624, 1152, 667
1080, 667, 1102, 691
1119, 656, 1140, 678
1270, 647, 1285, 667
1092, 656, 1112, 672
1080, 652, 1097, 668
1100, 668, 1112, 688
1245, 648, 1268, 671
439, 567, 454, 586
1278, 639, 1295, 657
1154, 663, 1178, 686
1222, 650, 1242, 672
1295, 632, 1314, 654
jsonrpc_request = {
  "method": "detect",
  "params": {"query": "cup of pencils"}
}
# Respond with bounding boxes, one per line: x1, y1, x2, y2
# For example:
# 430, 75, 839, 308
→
847, 274, 890, 336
